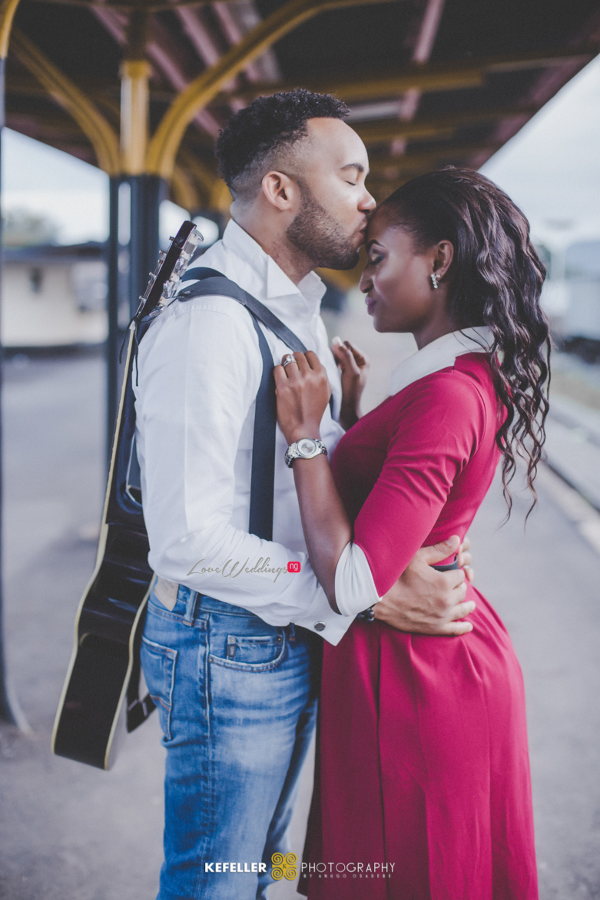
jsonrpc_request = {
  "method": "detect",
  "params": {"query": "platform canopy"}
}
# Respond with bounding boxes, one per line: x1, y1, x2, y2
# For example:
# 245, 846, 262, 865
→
3, 0, 600, 213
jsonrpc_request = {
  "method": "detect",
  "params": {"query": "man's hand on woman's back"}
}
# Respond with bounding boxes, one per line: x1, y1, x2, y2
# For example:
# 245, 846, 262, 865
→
374, 535, 476, 635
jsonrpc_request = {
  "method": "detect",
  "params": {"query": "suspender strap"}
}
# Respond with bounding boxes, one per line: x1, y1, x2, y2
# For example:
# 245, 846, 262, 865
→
177, 267, 308, 541
248, 318, 277, 540
179, 268, 308, 353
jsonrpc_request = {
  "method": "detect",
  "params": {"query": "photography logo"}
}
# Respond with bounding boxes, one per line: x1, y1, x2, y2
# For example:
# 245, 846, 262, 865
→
271, 852, 298, 881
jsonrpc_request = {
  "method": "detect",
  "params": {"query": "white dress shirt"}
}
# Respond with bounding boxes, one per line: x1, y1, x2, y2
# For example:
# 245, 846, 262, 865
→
133, 219, 353, 644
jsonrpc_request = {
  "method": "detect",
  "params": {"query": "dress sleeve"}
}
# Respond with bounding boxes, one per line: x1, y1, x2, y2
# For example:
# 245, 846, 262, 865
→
349, 372, 488, 599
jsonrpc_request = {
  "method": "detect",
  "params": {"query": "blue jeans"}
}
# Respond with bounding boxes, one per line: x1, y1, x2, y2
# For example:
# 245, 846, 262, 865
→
141, 585, 320, 900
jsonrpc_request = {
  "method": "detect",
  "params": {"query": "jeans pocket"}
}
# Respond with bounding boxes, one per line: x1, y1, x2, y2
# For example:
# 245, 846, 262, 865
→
140, 636, 178, 741
209, 631, 286, 672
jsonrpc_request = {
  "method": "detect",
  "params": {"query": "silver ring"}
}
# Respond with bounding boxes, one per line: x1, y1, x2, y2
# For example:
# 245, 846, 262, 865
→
282, 355, 297, 368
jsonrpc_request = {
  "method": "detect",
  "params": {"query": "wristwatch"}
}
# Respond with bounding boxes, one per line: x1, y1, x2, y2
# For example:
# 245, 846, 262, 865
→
285, 438, 328, 468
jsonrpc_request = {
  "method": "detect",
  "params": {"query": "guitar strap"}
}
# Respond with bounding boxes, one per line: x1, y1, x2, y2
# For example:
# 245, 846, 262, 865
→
126, 630, 155, 732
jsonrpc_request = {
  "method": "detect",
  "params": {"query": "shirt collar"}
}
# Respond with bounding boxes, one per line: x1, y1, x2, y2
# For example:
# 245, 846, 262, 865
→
222, 219, 326, 318
388, 326, 495, 397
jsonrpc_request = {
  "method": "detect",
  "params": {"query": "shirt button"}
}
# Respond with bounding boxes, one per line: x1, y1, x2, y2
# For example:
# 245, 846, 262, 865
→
314, 622, 326, 632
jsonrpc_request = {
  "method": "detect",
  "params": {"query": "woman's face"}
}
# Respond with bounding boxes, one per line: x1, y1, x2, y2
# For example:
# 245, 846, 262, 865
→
359, 210, 455, 347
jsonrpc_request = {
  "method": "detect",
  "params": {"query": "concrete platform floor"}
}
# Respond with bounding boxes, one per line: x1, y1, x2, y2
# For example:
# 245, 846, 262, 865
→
1, 318, 600, 899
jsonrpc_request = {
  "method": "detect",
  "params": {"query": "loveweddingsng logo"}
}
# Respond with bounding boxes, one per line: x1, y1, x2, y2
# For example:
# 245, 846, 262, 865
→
271, 852, 298, 881
187, 556, 301, 582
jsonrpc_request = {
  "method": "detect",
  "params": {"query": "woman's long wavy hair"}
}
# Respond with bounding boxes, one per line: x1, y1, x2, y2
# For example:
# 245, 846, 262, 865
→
380, 168, 550, 517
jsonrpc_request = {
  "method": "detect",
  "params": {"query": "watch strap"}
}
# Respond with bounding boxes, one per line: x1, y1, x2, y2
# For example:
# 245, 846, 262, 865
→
285, 438, 328, 467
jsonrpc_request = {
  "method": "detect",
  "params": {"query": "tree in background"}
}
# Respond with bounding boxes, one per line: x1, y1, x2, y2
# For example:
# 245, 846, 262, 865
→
2, 209, 60, 247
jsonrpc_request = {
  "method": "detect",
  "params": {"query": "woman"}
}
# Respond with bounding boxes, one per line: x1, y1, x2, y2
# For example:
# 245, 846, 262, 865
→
274, 169, 549, 899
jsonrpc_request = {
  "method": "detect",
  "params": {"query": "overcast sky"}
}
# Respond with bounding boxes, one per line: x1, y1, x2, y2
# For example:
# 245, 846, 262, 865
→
2, 52, 600, 247
481, 54, 600, 250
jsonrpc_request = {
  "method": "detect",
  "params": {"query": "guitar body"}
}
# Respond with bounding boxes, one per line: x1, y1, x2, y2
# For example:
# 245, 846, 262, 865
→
51, 529, 154, 769
52, 222, 201, 769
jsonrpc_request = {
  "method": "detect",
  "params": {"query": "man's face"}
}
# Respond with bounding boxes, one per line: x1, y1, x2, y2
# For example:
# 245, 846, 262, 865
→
286, 118, 375, 270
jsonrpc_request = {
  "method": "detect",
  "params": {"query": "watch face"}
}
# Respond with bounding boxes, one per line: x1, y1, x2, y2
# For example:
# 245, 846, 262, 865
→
297, 438, 318, 456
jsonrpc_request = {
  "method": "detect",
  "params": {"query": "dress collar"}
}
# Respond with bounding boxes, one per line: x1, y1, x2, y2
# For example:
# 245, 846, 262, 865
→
388, 327, 495, 397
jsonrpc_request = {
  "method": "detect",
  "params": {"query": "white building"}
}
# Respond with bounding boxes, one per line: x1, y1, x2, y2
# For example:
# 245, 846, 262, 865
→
1, 242, 108, 348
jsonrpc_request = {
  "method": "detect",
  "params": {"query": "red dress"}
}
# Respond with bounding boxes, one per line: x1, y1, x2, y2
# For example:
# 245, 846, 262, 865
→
302, 354, 538, 900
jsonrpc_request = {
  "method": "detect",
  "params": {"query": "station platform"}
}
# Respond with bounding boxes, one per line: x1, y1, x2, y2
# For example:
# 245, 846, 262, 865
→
1, 339, 599, 900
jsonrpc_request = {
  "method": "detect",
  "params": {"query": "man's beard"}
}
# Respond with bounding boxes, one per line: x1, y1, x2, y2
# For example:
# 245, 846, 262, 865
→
286, 181, 360, 271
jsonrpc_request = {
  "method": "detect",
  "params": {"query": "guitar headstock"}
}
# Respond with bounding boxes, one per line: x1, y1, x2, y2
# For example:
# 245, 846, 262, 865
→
134, 221, 203, 323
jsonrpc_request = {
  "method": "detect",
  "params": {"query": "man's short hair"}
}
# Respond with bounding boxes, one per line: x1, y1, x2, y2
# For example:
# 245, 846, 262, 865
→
215, 89, 350, 201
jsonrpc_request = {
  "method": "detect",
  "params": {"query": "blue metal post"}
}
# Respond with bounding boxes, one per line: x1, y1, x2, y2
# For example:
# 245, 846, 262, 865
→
0, 55, 28, 729
106, 176, 120, 465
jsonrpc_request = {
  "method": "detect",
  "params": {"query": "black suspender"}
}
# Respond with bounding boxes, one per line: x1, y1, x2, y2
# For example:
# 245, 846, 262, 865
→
177, 267, 308, 542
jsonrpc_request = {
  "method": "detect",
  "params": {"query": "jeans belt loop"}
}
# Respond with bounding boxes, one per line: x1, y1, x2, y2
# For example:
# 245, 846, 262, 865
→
183, 587, 199, 626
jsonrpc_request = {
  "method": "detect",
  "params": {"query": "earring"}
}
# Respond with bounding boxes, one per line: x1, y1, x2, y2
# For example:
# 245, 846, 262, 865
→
430, 273, 439, 290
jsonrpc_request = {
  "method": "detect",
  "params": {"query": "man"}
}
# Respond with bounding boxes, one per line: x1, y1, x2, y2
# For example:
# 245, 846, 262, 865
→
134, 90, 474, 900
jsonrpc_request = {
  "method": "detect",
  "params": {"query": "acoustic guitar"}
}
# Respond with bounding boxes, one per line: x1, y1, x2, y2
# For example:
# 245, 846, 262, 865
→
52, 221, 202, 770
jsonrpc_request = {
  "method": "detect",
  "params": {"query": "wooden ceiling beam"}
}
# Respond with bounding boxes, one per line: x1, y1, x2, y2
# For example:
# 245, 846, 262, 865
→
371, 176, 431, 198
9, 44, 597, 112
215, 45, 599, 105
7, 72, 115, 96
367, 141, 503, 175
9, 28, 120, 173
146, 0, 406, 178
5, 72, 178, 107
213, 0, 281, 84
21, 0, 269, 11
355, 104, 536, 145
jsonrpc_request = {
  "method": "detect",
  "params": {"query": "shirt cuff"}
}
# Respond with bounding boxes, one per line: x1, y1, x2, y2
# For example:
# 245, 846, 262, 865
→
292, 586, 355, 646
334, 542, 380, 617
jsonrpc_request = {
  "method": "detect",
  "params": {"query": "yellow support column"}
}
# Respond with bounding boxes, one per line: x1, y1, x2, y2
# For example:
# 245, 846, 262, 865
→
120, 58, 151, 176
119, 16, 165, 319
